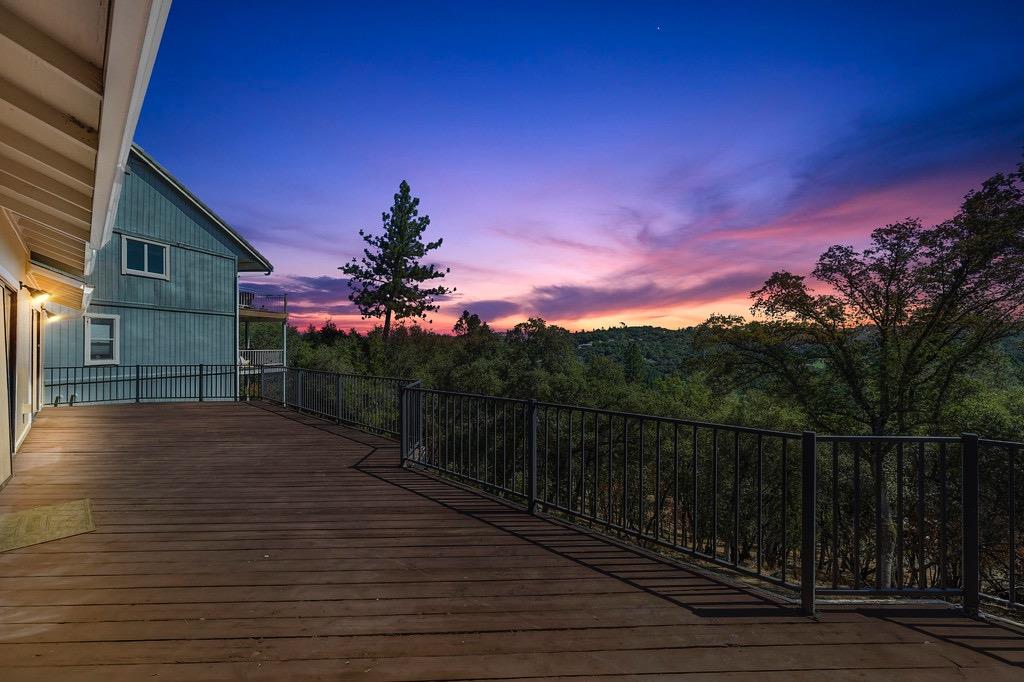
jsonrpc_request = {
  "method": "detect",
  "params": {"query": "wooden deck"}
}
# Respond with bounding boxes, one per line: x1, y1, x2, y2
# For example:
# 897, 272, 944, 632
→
1, 401, 1022, 680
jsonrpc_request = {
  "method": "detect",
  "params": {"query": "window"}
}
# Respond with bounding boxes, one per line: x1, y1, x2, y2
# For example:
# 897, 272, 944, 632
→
121, 235, 169, 279
84, 314, 119, 366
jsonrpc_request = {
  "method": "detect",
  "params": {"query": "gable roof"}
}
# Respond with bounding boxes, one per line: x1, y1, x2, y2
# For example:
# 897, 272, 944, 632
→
128, 144, 274, 273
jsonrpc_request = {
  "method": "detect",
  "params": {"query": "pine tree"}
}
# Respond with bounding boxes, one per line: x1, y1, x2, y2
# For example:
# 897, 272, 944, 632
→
340, 181, 452, 338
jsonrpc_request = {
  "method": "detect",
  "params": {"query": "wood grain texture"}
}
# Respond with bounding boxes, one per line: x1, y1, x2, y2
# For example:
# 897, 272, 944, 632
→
0, 401, 1020, 680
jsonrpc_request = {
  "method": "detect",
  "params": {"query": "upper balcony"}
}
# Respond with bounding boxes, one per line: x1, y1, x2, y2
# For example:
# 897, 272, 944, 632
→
239, 290, 288, 320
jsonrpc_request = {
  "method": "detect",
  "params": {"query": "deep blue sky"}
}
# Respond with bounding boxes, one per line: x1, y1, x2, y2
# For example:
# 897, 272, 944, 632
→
135, 1, 1024, 329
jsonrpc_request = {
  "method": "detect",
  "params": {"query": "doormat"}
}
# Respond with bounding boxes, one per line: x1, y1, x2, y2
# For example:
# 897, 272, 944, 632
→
0, 498, 95, 552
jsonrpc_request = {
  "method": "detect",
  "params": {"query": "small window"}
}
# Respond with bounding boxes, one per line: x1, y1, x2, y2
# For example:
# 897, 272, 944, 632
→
121, 235, 169, 279
84, 314, 119, 366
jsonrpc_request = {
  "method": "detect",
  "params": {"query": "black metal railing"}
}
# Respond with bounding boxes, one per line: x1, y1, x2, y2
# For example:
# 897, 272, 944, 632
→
400, 387, 810, 596
44, 365, 412, 436
813, 436, 965, 598
978, 437, 1021, 612
399, 384, 1023, 617
44, 365, 240, 404
238, 290, 287, 314
257, 367, 412, 436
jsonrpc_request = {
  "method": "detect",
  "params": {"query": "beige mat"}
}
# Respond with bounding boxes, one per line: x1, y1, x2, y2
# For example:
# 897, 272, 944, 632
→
0, 498, 95, 552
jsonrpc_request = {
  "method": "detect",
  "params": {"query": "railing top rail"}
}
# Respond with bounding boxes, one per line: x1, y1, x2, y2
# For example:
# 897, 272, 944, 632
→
239, 289, 285, 296
532, 399, 802, 436
406, 385, 532, 404
406, 386, 801, 437
290, 367, 416, 383
46, 364, 238, 369
536, 400, 803, 437
978, 437, 1024, 448
817, 434, 962, 444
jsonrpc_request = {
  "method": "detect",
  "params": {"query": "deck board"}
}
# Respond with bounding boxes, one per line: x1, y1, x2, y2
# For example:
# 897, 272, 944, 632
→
0, 401, 1021, 680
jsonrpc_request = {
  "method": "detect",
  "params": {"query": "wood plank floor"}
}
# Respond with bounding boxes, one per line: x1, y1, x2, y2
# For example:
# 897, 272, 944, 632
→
0, 401, 1021, 680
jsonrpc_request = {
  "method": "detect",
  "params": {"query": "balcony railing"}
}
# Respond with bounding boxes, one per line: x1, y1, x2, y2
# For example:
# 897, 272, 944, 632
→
257, 367, 411, 436
240, 349, 284, 366
44, 365, 240, 405
397, 386, 1023, 619
238, 290, 287, 314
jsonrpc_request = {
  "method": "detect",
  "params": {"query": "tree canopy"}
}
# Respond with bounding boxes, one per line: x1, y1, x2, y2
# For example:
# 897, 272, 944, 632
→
700, 163, 1024, 435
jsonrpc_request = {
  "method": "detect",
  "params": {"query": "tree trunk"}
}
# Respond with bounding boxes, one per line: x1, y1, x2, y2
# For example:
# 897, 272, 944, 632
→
383, 308, 392, 339
871, 440, 897, 588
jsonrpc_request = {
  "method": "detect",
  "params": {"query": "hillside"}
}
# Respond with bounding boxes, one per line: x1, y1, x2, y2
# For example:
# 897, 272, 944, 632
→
573, 325, 697, 376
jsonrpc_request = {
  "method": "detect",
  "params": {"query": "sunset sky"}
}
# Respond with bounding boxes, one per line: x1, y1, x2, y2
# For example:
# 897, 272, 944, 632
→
135, 2, 1024, 332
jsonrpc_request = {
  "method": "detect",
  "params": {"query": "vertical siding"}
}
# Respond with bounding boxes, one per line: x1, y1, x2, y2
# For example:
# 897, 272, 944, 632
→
44, 150, 245, 371
90, 240, 236, 314
44, 305, 235, 368
117, 155, 241, 256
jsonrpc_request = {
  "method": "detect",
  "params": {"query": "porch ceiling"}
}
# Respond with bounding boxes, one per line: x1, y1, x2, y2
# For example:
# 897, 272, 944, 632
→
0, 0, 168, 306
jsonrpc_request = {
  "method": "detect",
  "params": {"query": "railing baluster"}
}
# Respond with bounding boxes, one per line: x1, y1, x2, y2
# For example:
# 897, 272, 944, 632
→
1011, 446, 1018, 607
758, 433, 764, 577
896, 442, 904, 590
712, 428, 719, 559
592, 412, 599, 521
622, 416, 629, 531
692, 426, 698, 553
801, 431, 817, 615
852, 441, 861, 590
940, 441, 949, 589
961, 433, 979, 617
656, 421, 663, 541
733, 430, 740, 567
527, 399, 538, 514
831, 440, 839, 589
874, 441, 883, 590
673, 423, 680, 548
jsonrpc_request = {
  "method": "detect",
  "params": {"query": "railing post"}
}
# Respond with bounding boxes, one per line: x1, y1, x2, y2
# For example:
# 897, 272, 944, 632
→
528, 399, 539, 514
259, 364, 265, 401
335, 373, 342, 424
198, 364, 204, 402
399, 384, 407, 465
961, 432, 981, 617
801, 430, 817, 616
135, 365, 140, 403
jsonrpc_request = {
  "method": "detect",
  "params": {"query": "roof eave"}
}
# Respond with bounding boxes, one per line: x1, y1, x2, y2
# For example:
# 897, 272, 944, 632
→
128, 144, 274, 275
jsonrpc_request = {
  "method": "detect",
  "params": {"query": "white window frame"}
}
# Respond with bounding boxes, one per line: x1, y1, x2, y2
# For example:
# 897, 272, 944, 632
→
121, 235, 170, 280
83, 313, 120, 366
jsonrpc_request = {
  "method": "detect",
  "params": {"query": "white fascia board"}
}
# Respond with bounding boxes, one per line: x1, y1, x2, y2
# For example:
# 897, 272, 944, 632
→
88, 0, 171, 265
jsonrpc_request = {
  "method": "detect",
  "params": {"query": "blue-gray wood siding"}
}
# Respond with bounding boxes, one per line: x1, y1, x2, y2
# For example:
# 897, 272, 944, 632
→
45, 152, 239, 368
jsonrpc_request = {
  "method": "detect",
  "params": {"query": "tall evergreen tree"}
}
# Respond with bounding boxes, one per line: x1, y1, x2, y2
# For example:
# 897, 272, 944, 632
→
340, 181, 452, 338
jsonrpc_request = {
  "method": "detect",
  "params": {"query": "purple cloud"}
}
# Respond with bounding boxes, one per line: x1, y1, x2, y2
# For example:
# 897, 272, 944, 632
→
462, 299, 524, 321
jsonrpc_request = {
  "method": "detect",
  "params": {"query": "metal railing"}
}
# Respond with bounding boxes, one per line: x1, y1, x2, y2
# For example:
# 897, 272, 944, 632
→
238, 290, 287, 314
400, 387, 811, 600
239, 349, 285, 366
399, 385, 1023, 617
257, 367, 413, 436
44, 364, 413, 438
44, 365, 240, 404
810, 435, 1021, 615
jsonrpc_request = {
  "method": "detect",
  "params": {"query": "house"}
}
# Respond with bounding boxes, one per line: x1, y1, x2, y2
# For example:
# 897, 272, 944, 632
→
0, 0, 171, 487
43, 145, 287, 403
